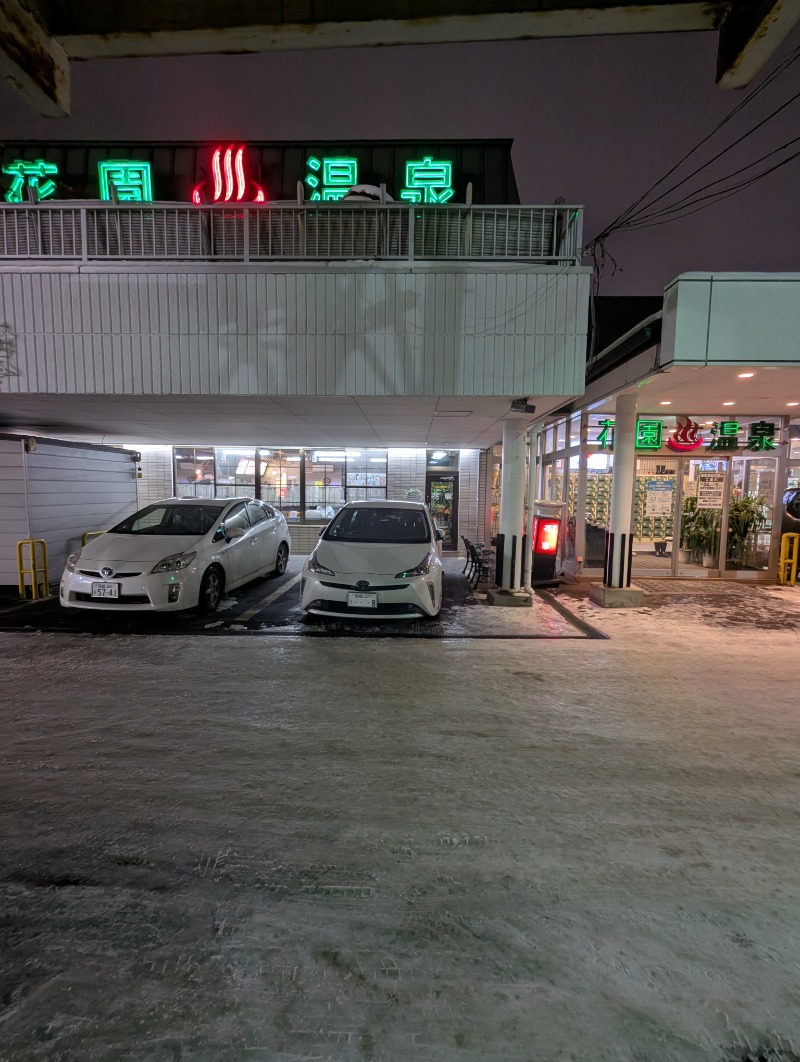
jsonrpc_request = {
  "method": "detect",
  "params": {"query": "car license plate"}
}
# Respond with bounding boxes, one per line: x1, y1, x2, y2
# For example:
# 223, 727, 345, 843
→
347, 591, 377, 609
91, 581, 119, 599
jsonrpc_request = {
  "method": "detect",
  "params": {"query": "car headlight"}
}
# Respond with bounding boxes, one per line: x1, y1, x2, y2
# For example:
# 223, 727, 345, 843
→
151, 551, 197, 574
396, 550, 436, 578
306, 552, 335, 576
65, 552, 80, 573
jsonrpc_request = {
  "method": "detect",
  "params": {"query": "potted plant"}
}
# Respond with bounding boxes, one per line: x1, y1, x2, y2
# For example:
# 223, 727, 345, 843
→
726, 493, 767, 568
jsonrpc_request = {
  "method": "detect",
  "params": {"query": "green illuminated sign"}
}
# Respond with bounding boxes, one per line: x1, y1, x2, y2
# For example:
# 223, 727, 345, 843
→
305, 155, 358, 201
636, 419, 663, 450
98, 160, 153, 202
746, 420, 777, 452
2, 158, 58, 203
707, 420, 740, 451
400, 156, 455, 204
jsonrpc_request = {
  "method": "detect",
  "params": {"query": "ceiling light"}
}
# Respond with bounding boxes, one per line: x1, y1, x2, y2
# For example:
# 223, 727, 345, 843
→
788, 402, 800, 407
723, 402, 735, 406
704, 421, 715, 426
737, 372, 755, 378
660, 401, 672, 406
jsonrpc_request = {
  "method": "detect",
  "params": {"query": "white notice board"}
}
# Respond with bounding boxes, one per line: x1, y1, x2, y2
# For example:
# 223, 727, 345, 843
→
696, 472, 725, 509
645, 479, 674, 517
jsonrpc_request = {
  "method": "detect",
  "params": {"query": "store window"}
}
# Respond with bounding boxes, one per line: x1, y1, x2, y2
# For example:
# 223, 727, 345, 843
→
427, 449, 459, 471
259, 449, 303, 521
172, 445, 388, 522
174, 447, 216, 498
555, 420, 567, 451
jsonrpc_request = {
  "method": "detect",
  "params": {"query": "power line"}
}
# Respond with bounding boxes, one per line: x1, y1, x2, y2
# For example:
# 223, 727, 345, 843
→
585, 43, 800, 250
618, 132, 800, 228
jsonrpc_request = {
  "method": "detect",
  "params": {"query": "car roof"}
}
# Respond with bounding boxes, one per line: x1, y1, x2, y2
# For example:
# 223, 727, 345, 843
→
161, 497, 253, 506
338, 499, 428, 511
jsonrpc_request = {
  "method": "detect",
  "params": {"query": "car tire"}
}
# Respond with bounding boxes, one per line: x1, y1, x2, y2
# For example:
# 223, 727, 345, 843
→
272, 543, 289, 577
198, 565, 224, 613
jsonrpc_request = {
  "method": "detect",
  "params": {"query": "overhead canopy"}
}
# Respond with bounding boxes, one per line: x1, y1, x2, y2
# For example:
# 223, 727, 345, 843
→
2, 0, 799, 117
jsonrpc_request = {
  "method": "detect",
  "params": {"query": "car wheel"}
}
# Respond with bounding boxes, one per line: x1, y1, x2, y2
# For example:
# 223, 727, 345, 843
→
272, 543, 289, 577
198, 565, 224, 613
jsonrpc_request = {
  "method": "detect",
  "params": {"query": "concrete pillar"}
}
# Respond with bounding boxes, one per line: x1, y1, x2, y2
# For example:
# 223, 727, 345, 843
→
606, 393, 638, 589
574, 409, 589, 570
523, 421, 544, 591
498, 417, 528, 591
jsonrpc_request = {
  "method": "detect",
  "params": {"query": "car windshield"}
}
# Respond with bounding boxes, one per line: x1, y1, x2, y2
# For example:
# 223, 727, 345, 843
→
109, 503, 225, 536
323, 507, 430, 544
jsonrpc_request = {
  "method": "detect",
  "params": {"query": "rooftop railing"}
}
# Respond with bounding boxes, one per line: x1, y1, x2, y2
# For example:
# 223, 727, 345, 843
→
0, 202, 583, 265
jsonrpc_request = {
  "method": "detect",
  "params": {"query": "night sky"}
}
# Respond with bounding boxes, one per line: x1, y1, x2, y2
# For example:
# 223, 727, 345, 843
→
1, 27, 799, 295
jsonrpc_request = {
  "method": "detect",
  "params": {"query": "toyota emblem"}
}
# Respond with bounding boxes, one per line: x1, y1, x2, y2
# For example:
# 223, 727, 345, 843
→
355, 580, 370, 590
100, 566, 114, 578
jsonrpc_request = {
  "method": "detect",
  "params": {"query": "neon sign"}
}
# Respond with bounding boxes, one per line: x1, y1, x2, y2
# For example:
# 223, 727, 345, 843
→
3, 159, 58, 203
98, 160, 153, 203
192, 146, 265, 205
305, 156, 358, 201
400, 157, 455, 204
666, 416, 704, 452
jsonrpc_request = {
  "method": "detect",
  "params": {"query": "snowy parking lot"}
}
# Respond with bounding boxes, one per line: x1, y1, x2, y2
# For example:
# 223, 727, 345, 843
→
1, 580, 799, 1061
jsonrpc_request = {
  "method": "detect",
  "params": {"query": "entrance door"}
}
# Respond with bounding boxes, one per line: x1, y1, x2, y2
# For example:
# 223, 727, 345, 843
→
631, 457, 679, 578
427, 474, 458, 551
723, 454, 777, 577
676, 458, 729, 577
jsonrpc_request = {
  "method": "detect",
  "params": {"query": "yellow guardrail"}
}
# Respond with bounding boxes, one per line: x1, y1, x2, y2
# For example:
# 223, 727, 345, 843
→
81, 530, 105, 546
17, 539, 49, 600
778, 533, 799, 586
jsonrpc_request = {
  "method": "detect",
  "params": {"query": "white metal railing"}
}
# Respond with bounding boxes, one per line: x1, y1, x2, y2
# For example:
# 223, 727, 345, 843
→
0, 203, 583, 265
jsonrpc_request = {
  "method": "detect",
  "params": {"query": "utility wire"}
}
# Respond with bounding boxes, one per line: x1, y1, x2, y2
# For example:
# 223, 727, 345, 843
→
615, 85, 800, 227
618, 132, 800, 228
586, 43, 800, 248
599, 43, 800, 237
614, 146, 800, 231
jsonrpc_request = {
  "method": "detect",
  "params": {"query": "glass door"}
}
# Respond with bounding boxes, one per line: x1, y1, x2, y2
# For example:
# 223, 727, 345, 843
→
677, 458, 728, 577
724, 454, 777, 576
631, 457, 679, 577
427, 474, 458, 551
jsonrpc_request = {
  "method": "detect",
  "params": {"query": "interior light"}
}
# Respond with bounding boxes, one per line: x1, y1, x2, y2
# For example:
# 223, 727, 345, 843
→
737, 372, 755, 378
431, 451, 448, 459
723, 401, 735, 406
660, 401, 672, 406
369, 458, 386, 463
788, 402, 800, 407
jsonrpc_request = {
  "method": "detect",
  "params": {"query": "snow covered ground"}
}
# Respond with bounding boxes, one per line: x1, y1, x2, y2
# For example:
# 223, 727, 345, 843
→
0, 581, 799, 1061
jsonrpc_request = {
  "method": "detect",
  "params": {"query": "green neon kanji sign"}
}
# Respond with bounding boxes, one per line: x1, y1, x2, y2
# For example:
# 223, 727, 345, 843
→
636, 419, 663, 450
746, 420, 777, 452
3, 158, 59, 203
707, 420, 740, 452
98, 160, 153, 202
400, 156, 455, 204
305, 156, 358, 202
596, 418, 615, 450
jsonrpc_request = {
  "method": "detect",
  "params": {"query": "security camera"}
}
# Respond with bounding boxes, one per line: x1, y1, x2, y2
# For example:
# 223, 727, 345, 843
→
511, 399, 537, 415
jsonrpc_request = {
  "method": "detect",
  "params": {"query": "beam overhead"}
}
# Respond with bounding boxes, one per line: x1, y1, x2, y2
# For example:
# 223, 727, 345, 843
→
716, 0, 800, 88
0, 0, 70, 116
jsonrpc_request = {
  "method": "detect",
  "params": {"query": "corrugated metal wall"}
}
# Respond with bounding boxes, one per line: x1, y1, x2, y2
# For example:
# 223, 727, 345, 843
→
0, 268, 589, 399
25, 442, 139, 579
136, 446, 174, 507
458, 450, 481, 545
0, 438, 27, 584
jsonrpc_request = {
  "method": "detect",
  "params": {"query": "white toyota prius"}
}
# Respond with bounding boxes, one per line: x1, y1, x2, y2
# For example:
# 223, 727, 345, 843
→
300, 499, 444, 620
60, 497, 291, 613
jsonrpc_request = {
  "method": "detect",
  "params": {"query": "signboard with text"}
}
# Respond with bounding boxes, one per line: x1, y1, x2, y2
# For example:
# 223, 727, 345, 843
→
1, 140, 519, 206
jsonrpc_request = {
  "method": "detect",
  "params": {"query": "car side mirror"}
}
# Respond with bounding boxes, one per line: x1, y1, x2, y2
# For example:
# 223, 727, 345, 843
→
226, 525, 246, 541
435, 529, 445, 541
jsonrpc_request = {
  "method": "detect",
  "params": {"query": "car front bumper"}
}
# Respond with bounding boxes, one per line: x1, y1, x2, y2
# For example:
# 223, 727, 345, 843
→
60, 566, 203, 611
300, 569, 441, 619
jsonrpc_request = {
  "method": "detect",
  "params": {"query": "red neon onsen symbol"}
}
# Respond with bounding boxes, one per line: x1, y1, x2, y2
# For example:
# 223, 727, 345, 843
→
192, 146, 266, 204
666, 415, 704, 452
